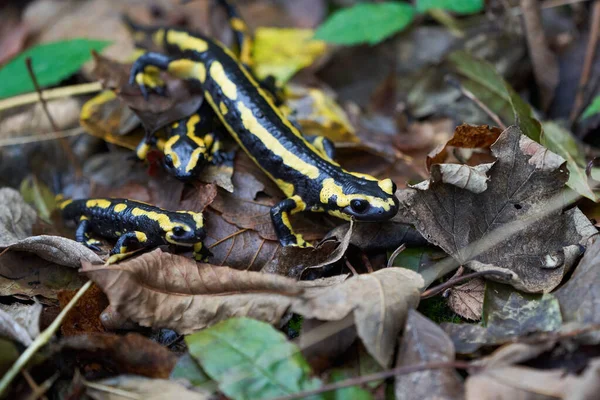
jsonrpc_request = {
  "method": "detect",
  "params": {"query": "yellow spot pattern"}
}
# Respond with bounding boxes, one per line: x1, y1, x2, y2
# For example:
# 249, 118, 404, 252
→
168, 59, 206, 83
319, 178, 393, 211
86, 199, 111, 209
135, 231, 148, 243
114, 203, 127, 213
219, 101, 228, 115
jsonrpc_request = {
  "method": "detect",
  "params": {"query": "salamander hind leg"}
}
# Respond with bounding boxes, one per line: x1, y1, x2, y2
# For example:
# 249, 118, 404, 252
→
306, 135, 336, 161
75, 218, 102, 252
193, 241, 212, 262
270, 196, 311, 248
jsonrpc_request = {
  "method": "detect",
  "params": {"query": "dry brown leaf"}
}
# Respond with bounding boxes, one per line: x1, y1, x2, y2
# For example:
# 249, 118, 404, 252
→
293, 267, 423, 368
86, 375, 210, 400
0, 251, 86, 299
0, 302, 42, 346
446, 278, 485, 321
397, 126, 597, 293
58, 284, 109, 336
0, 188, 102, 268
395, 310, 464, 400
56, 332, 178, 378
82, 249, 303, 334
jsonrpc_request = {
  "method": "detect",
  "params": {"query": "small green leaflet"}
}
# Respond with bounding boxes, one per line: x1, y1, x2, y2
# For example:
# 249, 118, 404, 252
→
0, 38, 111, 99
314, 2, 415, 45
416, 0, 484, 14
581, 95, 600, 120
186, 318, 323, 400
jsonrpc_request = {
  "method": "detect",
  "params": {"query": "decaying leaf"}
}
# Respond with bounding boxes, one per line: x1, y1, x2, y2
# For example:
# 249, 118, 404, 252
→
82, 249, 302, 334
395, 310, 464, 400
484, 282, 562, 338
294, 267, 423, 368
58, 284, 109, 336
446, 277, 484, 321
397, 126, 597, 292
56, 332, 178, 379
0, 302, 42, 346
86, 375, 210, 400
0, 188, 102, 267
555, 238, 600, 326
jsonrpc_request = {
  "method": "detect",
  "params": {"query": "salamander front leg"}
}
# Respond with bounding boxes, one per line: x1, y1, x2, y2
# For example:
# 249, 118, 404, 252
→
193, 241, 212, 262
75, 218, 102, 252
270, 196, 311, 248
129, 52, 173, 99
106, 231, 148, 264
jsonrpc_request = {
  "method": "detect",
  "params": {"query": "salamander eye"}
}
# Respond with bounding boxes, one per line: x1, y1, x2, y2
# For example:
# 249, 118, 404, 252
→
164, 154, 174, 168
172, 226, 185, 236
350, 199, 369, 214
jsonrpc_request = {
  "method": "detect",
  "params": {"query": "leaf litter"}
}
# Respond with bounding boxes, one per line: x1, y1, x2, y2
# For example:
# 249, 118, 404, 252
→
5, 0, 600, 399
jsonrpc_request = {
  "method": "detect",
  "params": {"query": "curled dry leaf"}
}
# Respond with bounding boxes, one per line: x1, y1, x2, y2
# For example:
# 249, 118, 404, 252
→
395, 310, 464, 400
84, 249, 423, 368
397, 126, 597, 292
0, 302, 42, 346
0, 188, 102, 268
86, 375, 210, 400
293, 267, 424, 368
82, 249, 303, 334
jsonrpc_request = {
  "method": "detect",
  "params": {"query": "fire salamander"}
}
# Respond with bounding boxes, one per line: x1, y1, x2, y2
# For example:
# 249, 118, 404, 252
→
58, 197, 208, 262
128, 0, 400, 247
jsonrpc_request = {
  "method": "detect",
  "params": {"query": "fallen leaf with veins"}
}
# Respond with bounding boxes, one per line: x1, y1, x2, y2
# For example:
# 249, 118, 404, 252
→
0, 302, 42, 346
84, 249, 422, 367
446, 278, 484, 321
397, 126, 597, 292
395, 310, 464, 400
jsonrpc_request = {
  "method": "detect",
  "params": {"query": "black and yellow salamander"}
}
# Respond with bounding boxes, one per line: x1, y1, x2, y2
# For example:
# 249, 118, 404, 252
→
58, 197, 208, 262
128, 2, 400, 247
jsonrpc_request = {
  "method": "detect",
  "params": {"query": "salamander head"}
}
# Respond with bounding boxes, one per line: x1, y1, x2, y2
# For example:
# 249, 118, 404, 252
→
321, 176, 399, 222
164, 211, 206, 246
162, 119, 209, 181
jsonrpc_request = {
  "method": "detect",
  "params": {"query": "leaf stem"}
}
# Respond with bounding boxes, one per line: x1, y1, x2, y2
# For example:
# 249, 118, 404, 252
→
421, 270, 513, 299
270, 361, 473, 400
0, 280, 93, 396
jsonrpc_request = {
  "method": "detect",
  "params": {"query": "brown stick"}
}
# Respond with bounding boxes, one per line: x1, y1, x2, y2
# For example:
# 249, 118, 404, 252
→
570, 0, 600, 122
447, 76, 507, 129
271, 361, 473, 400
24, 57, 82, 177
420, 270, 513, 299
521, 0, 559, 111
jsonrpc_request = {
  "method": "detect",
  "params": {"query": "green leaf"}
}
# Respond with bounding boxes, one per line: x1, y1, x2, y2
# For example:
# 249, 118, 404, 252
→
170, 354, 216, 392
186, 318, 322, 400
416, 0, 484, 14
448, 50, 542, 142
541, 122, 599, 201
581, 95, 600, 120
314, 2, 415, 45
325, 370, 373, 400
19, 176, 57, 222
0, 39, 111, 99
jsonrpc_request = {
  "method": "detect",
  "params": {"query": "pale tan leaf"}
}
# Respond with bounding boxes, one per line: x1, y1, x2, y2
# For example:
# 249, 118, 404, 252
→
0, 302, 42, 346
446, 278, 484, 321
86, 375, 210, 400
292, 267, 423, 367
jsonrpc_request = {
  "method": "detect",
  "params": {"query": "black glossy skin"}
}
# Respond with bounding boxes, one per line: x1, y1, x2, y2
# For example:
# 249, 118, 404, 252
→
128, 3, 399, 247
61, 198, 207, 259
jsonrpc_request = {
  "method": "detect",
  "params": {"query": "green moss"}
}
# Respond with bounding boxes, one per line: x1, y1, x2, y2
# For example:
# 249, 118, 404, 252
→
418, 297, 463, 324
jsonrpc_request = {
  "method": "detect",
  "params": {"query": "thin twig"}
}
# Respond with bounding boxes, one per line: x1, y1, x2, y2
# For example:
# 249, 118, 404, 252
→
447, 76, 507, 129
421, 270, 514, 299
24, 57, 82, 177
0, 127, 84, 147
0, 82, 102, 112
0, 280, 93, 396
271, 361, 473, 400
344, 258, 359, 276
387, 244, 406, 268
360, 252, 374, 273
22, 370, 47, 400
570, 0, 600, 122
25, 372, 58, 400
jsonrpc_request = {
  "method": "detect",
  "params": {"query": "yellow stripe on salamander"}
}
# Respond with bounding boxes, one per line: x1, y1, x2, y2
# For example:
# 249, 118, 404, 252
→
114, 203, 127, 213
209, 61, 238, 100
167, 30, 209, 52
86, 199, 112, 209
319, 178, 394, 211
163, 135, 182, 167
237, 101, 320, 180
168, 59, 206, 83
